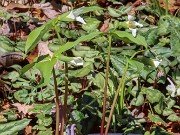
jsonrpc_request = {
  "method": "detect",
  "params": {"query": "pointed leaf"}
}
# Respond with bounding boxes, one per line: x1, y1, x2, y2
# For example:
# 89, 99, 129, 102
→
148, 113, 166, 125
35, 57, 57, 87
54, 31, 102, 59
112, 31, 147, 48
0, 119, 31, 135
25, 20, 53, 53
69, 62, 93, 77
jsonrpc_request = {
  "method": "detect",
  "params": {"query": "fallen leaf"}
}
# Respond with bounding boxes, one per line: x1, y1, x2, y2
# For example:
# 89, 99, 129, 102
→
25, 125, 32, 135
33, 2, 59, 19
6, 2, 30, 11
38, 41, 53, 57
12, 103, 33, 115
26, 47, 38, 63
100, 19, 110, 33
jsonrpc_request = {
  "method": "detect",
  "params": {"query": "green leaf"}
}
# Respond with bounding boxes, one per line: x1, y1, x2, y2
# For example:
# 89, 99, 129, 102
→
92, 73, 105, 89
0, 119, 31, 135
14, 89, 29, 103
0, 36, 15, 53
70, 83, 82, 92
73, 6, 103, 15
37, 114, 52, 127
130, 94, 144, 106
30, 103, 53, 115
69, 62, 93, 77
167, 114, 180, 122
108, 7, 121, 17
162, 108, 174, 116
54, 31, 102, 59
20, 55, 49, 75
128, 59, 144, 73
157, 18, 170, 36
82, 18, 100, 32
142, 88, 164, 104
37, 128, 53, 135
21, 63, 36, 75
146, 29, 158, 45
148, 113, 166, 125
111, 55, 127, 76
35, 57, 57, 87
71, 110, 85, 122
112, 31, 147, 48
25, 20, 53, 53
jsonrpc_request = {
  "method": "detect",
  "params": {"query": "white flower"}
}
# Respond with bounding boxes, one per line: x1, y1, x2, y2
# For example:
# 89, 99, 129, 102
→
126, 15, 143, 37
166, 77, 178, 97
177, 88, 180, 96
153, 59, 162, 68
70, 57, 83, 66
67, 11, 86, 24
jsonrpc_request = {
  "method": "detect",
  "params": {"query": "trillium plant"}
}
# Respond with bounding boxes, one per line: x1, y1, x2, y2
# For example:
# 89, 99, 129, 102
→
166, 77, 180, 97
67, 11, 86, 24
126, 15, 143, 37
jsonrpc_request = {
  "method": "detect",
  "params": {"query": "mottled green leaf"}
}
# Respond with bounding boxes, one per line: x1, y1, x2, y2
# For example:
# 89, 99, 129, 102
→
148, 113, 166, 125
0, 119, 31, 135
113, 31, 147, 48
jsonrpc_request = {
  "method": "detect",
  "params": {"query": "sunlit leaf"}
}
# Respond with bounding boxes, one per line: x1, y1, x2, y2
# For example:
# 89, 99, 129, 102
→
142, 88, 164, 104
148, 113, 166, 125
25, 20, 53, 53
54, 31, 102, 59
35, 57, 57, 87
167, 114, 180, 122
112, 31, 147, 48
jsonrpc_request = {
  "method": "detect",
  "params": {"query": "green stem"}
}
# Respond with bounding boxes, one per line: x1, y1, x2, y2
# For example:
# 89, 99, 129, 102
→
54, 26, 66, 135
64, 62, 69, 124
53, 68, 60, 135
165, 0, 169, 15
105, 62, 129, 135
100, 35, 112, 135
105, 50, 144, 134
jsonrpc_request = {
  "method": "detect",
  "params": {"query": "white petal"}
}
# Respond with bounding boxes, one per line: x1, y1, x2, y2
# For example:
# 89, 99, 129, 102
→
153, 60, 161, 67
134, 21, 143, 27
70, 57, 83, 66
128, 15, 134, 21
75, 16, 86, 24
166, 77, 176, 97
171, 91, 176, 97
177, 88, 180, 96
166, 85, 176, 97
129, 28, 137, 37
67, 11, 75, 20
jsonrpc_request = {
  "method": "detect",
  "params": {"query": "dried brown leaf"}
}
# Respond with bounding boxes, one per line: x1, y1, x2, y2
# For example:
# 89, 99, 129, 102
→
12, 103, 33, 115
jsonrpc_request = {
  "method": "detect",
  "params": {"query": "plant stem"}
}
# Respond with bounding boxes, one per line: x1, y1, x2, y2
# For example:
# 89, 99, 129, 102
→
62, 62, 69, 132
165, 0, 169, 15
105, 50, 144, 134
54, 27, 64, 135
105, 62, 129, 135
100, 35, 112, 135
53, 68, 60, 135
60, 63, 69, 135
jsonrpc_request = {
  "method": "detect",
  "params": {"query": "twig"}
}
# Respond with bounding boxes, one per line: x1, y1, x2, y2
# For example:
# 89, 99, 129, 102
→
53, 68, 60, 135
105, 62, 129, 135
100, 35, 112, 135
61, 62, 69, 135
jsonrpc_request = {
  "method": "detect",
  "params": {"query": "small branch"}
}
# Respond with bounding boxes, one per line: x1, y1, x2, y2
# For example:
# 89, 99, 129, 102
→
100, 35, 112, 135
53, 68, 60, 135
105, 62, 129, 135
105, 50, 144, 134
61, 62, 69, 135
